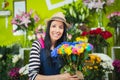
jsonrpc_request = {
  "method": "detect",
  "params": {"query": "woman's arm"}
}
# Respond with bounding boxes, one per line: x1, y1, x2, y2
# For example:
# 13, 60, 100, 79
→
35, 73, 79, 80
28, 40, 41, 80
29, 41, 79, 80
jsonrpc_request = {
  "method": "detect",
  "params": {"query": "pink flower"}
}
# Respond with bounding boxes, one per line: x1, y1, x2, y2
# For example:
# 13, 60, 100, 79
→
11, 9, 40, 32
11, 18, 17, 24
8, 67, 20, 79
34, 14, 40, 23
20, 16, 31, 27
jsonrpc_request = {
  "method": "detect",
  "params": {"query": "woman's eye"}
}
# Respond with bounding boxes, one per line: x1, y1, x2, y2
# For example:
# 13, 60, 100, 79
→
59, 26, 64, 29
52, 25, 56, 28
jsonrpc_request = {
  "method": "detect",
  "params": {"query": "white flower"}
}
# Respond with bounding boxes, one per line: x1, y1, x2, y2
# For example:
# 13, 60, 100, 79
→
12, 54, 22, 64
12, 55, 19, 64
92, 53, 114, 70
0, 54, 3, 59
19, 64, 29, 75
83, 0, 114, 12
18, 53, 22, 59
28, 34, 36, 41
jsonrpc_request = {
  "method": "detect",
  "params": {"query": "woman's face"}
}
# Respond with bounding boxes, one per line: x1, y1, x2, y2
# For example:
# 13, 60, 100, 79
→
49, 20, 64, 42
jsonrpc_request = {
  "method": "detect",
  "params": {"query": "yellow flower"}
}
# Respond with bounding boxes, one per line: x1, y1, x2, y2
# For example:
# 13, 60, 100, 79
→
89, 54, 96, 61
57, 49, 62, 54
65, 46, 72, 55
76, 36, 88, 42
96, 57, 101, 63
77, 47, 84, 55
94, 66, 98, 69
87, 66, 93, 69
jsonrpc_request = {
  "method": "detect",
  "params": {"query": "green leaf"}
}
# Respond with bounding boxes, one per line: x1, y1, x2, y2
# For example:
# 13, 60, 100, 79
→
71, 55, 77, 62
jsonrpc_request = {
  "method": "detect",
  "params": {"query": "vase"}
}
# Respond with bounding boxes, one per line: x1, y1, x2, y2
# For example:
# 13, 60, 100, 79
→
97, 9, 103, 27
114, 27, 120, 46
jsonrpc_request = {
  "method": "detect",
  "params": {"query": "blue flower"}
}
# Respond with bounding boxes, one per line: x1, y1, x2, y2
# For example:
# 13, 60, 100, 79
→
86, 43, 94, 51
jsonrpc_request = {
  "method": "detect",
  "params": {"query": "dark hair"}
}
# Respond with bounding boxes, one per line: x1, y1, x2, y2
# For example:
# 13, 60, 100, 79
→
44, 20, 67, 65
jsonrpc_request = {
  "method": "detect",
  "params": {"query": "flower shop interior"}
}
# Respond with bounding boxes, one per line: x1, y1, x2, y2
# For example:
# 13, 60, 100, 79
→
0, 0, 120, 80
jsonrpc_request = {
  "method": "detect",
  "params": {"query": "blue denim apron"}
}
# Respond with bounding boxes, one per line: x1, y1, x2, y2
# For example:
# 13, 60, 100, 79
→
39, 48, 63, 75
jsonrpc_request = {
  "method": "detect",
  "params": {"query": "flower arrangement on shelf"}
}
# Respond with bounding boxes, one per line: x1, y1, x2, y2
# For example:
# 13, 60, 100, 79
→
11, 9, 40, 32
62, 0, 89, 24
81, 28, 112, 53
8, 67, 20, 80
0, 53, 28, 80
112, 60, 120, 73
51, 41, 93, 79
67, 23, 89, 42
35, 24, 46, 39
107, 12, 120, 28
84, 53, 113, 80
83, 0, 114, 12
83, 0, 114, 27
35, 25, 46, 48
11, 9, 40, 47
112, 59, 120, 80
107, 11, 120, 46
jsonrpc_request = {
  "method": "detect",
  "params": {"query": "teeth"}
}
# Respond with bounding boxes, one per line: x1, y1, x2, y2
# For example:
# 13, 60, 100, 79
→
53, 34, 59, 37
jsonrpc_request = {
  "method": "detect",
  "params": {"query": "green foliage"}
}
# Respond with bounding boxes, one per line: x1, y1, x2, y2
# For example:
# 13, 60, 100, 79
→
62, 0, 89, 24
108, 15, 120, 28
24, 50, 30, 65
0, 44, 28, 80
67, 23, 82, 41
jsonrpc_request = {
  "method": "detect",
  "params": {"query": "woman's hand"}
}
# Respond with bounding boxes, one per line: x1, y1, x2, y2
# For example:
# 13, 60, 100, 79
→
61, 73, 80, 80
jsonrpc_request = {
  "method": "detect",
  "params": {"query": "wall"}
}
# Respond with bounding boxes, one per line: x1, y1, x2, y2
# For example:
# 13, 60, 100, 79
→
0, 0, 120, 56
0, 0, 68, 46
0, 0, 22, 46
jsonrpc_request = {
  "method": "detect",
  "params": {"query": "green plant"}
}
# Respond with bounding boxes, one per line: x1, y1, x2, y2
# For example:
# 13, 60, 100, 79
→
62, 0, 89, 25
84, 53, 113, 80
0, 44, 28, 80
107, 12, 120, 28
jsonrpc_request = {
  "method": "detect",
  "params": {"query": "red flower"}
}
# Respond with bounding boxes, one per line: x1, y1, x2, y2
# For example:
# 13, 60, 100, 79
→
81, 31, 88, 36
100, 31, 112, 39
81, 27, 112, 53
89, 28, 102, 35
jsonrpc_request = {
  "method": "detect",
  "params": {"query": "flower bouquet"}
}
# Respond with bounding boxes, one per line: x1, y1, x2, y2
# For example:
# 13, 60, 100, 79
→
84, 53, 113, 80
11, 9, 40, 47
51, 41, 93, 79
8, 67, 20, 80
83, 0, 114, 27
83, 0, 114, 11
112, 60, 120, 80
107, 11, 120, 46
107, 12, 120, 28
84, 54, 102, 80
11, 9, 40, 32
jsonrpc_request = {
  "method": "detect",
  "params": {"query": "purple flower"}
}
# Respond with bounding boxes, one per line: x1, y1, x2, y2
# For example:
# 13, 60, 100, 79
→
8, 67, 20, 79
112, 60, 120, 73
